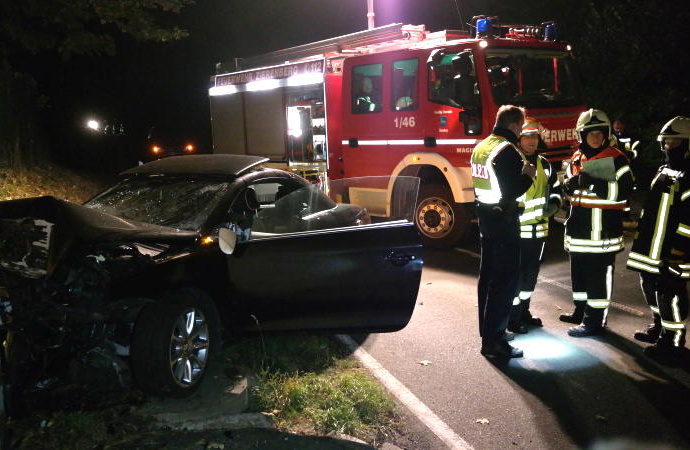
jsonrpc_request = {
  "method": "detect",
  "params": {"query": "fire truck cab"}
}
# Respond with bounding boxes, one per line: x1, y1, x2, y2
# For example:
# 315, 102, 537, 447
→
209, 17, 587, 248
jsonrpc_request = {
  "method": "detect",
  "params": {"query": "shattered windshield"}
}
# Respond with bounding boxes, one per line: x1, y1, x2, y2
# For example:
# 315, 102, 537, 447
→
485, 49, 583, 108
85, 177, 231, 230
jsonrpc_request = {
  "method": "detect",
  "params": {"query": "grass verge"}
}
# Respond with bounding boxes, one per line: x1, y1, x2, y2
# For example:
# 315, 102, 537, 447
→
222, 333, 400, 444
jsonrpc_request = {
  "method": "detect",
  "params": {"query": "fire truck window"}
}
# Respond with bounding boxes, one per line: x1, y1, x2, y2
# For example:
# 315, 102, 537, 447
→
352, 64, 382, 114
391, 59, 418, 111
484, 50, 583, 108
428, 51, 479, 109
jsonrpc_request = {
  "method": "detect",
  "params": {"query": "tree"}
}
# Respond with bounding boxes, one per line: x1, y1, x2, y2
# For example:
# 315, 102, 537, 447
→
0, 0, 193, 169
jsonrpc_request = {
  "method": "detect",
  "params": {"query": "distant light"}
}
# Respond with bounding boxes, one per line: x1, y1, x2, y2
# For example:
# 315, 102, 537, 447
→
152, 145, 161, 154
209, 85, 238, 96
86, 119, 101, 131
566, 44, 573, 51
478, 40, 488, 48
246, 79, 281, 92
185, 144, 195, 152
287, 72, 323, 87
201, 235, 215, 245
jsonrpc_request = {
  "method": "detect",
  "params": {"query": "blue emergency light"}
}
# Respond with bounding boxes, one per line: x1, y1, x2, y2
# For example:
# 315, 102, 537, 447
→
476, 16, 497, 38
544, 22, 559, 41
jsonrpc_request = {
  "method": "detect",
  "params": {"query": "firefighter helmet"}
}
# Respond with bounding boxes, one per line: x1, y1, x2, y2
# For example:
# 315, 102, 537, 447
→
575, 108, 611, 143
520, 116, 543, 136
658, 116, 690, 142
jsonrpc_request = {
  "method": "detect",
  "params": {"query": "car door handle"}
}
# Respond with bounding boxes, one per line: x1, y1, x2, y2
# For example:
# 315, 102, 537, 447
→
386, 251, 416, 267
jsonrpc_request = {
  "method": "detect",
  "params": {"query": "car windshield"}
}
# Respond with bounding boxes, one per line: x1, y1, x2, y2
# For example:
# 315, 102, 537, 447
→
85, 177, 231, 230
485, 49, 583, 108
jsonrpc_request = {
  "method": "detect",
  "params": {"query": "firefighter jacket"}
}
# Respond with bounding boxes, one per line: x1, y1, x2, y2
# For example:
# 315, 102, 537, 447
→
563, 146, 633, 253
518, 154, 561, 239
471, 128, 532, 207
627, 166, 690, 279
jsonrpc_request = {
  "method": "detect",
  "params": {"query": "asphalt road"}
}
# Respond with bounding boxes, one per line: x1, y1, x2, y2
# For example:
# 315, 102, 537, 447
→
351, 223, 690, 450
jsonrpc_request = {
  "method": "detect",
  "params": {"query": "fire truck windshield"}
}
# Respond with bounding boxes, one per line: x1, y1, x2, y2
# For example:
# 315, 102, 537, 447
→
484, 49, 582, 108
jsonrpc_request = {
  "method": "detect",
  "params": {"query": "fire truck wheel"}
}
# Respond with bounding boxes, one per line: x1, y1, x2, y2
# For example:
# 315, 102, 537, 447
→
415, 184, 468, 248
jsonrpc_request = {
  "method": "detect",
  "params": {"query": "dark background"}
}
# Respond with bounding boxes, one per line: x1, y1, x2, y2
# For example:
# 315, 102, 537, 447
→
7, 0, 690, 172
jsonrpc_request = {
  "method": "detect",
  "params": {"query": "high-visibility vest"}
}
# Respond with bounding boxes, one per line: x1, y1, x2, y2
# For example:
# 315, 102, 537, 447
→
627, 166, 690, 279
518, 155, 550, 239
471, 135, 525, 205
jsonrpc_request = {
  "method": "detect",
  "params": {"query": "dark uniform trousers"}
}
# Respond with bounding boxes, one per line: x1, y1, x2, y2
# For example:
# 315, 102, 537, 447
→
639, 272, 689, 346
518, 237, 546, 301
477, 205, 521, 344
570, 252, 616, 327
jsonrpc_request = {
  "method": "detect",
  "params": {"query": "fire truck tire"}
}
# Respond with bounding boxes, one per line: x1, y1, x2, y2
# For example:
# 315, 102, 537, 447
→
131, 289, 221, 397
415, 184, 469, 248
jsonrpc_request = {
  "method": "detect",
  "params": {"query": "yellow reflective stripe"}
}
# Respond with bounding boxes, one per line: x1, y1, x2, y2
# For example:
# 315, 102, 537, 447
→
661, 319, 685, 330
512, 296, 521, 306
607, 181, 618, 201
567, 244, 625, 253
682, 190, 690, 201
573, 292, 587, 301
615, 165, 631, 180
587, 299, 610, 308
628, 251, 661, 266
677, 223, 690, 238
626, 259, 660, 273
567, 236, 623, 246
569, 197, 628, 207
519, 291, 532, 300
651, 193, 670, 260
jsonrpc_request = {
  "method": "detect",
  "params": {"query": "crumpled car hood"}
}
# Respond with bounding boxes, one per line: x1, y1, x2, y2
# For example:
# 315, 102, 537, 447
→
0, 196, 199, 278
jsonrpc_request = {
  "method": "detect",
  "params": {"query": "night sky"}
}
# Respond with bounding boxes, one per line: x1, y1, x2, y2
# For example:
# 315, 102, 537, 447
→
40, 0, 471, 159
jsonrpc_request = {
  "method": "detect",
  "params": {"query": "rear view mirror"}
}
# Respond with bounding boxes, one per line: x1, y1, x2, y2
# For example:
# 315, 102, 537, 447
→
219, 228, 237, 255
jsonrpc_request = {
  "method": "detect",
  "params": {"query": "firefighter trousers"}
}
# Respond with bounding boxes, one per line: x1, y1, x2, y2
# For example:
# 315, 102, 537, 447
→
477, 207, 521, 344
639, 272, 688, 347
569, 252, 616, 328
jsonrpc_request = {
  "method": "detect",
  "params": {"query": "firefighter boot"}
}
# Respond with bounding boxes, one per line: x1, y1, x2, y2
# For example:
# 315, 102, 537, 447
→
644, 331, 686, 366
633, 315, 661, 344
568, 308, 605, 337
559, 302, 585, 324
507, 303, 528, 334
521, 299, 543, 327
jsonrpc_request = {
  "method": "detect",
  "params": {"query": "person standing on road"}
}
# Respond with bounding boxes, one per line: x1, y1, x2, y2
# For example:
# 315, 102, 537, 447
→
559, 109, 634, 336
627, 116, 690, 362
508, 117, 562, 334
471, 105, 535, 358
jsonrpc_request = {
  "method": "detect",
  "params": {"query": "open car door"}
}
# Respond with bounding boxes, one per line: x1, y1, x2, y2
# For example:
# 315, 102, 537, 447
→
224, 176, 422, 333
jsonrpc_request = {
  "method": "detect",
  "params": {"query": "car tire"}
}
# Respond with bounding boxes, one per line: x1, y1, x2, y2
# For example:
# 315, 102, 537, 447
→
130, 289, 221, 397
415, 184, 469, 248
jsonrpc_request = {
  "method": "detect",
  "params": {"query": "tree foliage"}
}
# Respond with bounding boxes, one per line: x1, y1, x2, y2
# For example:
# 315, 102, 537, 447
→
0, 0, 192, 58
0, 0, 193, 168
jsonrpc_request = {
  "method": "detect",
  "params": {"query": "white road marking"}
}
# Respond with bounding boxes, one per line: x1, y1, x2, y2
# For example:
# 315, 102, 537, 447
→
336, 334, 474, 450
453, 247, 646, 317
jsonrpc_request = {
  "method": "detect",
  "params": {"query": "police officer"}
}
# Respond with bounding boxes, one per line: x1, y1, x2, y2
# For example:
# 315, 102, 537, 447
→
508, 117, 562, 333
627, 116, 690, 361
559, 109, 634, 336
471, 105, 535, 357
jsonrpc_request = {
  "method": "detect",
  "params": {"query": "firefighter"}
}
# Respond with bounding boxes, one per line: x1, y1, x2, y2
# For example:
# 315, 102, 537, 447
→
627, 116, 690, 361
354, 76, 380, 113
559, 109, 634, 336
471, 105, 535, 357
508, 117, 562, 333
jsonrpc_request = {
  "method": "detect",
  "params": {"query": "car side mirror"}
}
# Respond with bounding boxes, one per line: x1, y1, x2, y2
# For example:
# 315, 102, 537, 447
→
218, 227, 238, 255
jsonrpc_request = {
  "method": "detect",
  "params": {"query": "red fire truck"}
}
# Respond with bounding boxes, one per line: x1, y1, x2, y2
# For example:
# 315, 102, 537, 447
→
209, 17, 587, 247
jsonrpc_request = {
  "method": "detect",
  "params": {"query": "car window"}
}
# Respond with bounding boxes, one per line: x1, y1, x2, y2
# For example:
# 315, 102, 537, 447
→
244, 176, 419, 241
86, 177, 231, 231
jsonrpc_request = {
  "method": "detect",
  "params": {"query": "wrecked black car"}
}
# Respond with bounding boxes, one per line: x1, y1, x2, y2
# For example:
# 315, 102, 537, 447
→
0, 154, 422, 415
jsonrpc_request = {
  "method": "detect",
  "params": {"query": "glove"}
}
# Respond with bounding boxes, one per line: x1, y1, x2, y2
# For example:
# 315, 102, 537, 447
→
578, 171, 594, 188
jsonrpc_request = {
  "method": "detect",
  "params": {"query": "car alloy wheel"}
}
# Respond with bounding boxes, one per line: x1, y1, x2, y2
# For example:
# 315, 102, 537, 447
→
169, 307, 210, 388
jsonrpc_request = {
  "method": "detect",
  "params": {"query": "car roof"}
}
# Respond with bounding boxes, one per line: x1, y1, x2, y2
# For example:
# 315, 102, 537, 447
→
121, 154, 269, 177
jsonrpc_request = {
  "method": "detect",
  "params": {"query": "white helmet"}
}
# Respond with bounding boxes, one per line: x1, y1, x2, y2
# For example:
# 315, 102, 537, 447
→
658, 116, 690, 142
575, 108, 611, 143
